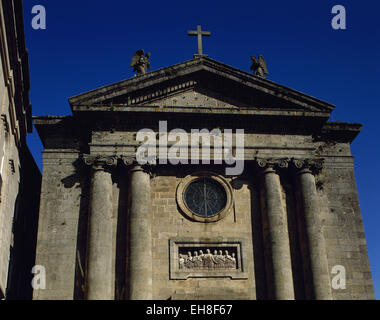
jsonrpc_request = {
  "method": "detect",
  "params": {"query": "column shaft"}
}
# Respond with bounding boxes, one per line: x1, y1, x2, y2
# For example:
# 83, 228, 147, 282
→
262, 168, 295, 300
298, 169, 332, 299
86, 167, 114, 300
128, 165, 152, 300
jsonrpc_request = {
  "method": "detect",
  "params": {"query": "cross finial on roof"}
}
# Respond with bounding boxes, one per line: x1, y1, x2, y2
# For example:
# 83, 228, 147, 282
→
187, 25, 211, 57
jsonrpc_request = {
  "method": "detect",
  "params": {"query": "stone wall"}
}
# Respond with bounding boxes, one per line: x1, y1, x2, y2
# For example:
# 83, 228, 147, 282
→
321, 162, 374, 299
33, 151, 82, 300
0, 105, 20, 297
150, 172, 256, 300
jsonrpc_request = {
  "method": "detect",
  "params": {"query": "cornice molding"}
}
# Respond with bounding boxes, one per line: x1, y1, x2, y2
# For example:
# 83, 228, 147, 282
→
68, 56, 334, 113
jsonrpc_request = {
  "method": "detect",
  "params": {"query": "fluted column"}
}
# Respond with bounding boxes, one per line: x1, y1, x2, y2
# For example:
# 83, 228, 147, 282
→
128, 164, 153, 300
84, 155, 117, 300
258, 159, 295, 300
293, 159, 332, 300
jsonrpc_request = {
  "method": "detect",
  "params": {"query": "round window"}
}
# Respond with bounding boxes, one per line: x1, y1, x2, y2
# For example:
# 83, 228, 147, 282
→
176, 173, 233, 222
184, 178, 227, 217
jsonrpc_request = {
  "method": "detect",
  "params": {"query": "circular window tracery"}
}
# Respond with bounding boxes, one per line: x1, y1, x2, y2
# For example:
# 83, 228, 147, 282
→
184, 178, 227, 217
176, 172, 233, 222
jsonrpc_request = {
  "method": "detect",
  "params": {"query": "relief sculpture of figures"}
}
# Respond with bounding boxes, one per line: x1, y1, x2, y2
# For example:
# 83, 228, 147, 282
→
203, 249, 216, 269
193, 251, 202, 268
131, 49, 151, 75
250, 54, 269, 78
184, 251, 193, 269
228, 252, 236, 269
178, 248, 237, 270
214, 250, 225, 269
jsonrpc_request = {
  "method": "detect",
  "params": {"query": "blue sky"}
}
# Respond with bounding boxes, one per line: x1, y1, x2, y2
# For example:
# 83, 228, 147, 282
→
23, 0, 379, 298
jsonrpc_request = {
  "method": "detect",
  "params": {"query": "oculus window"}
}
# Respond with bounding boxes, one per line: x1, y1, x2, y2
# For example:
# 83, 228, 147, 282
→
176, 172, 233, 223
184, 178, 227, 217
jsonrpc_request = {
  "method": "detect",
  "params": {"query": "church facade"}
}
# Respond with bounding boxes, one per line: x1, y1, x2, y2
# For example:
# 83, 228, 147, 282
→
33, 56, 374, 300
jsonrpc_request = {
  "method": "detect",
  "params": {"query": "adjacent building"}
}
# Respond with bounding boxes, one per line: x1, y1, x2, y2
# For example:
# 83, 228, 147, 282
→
0, 0, 41, 299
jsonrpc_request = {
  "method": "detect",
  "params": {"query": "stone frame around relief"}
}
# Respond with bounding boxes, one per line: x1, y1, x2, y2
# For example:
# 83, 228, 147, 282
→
169, 238, 248, 280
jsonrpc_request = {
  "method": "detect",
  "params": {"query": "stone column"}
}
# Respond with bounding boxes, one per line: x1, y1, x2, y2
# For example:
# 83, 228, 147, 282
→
128, 164, 153, 300
258, 159, 295, 300
293, 159, 332, 300
84, 155, 117, 300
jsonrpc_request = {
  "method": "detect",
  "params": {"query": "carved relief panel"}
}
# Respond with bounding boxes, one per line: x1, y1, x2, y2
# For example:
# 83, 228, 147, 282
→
169, 238, 248, 280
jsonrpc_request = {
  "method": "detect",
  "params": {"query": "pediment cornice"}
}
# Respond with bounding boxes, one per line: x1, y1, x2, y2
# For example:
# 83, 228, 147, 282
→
68, 57, 335, 114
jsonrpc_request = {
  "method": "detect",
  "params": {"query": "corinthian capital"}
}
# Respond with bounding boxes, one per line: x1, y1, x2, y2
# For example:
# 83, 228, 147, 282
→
82, 154, 118, 171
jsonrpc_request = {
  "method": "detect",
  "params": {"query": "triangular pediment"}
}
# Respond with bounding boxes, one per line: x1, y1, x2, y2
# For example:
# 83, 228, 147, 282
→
69, 57, 334, 115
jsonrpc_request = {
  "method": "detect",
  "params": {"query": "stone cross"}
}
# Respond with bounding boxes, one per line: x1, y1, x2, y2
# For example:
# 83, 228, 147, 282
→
187, 25, 211, 56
